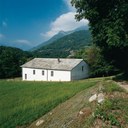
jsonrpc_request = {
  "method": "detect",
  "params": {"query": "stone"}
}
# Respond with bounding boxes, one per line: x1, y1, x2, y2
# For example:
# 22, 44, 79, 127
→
97, 93, 104, 104
77, 108, 92, 118
49, 112, 52, 115
36, 119, 44, 126
89, 94, 97, 102
79, 111, 84, 115
92, 112, 95, 117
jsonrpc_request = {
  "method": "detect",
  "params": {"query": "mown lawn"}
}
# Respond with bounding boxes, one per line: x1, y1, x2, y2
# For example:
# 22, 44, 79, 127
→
0, 79, 98, 128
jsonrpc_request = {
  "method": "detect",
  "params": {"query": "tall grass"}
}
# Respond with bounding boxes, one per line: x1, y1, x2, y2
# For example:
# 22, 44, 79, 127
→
0, 80, 97, 128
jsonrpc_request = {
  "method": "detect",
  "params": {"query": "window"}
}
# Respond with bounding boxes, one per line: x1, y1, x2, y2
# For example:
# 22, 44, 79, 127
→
82, 66, 84, 72
42, 71, 44, 75
51, 71, 54, 76
25, 74, 27, 79
33, 70, 35, 75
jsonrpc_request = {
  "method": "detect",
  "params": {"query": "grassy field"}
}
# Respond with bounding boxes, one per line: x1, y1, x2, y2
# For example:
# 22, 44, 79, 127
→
0, 79, 99, 128
27, 78, 128, 128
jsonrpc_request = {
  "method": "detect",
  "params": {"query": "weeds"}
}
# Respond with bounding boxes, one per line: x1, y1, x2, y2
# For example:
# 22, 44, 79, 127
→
102, 81, 124, 92
93, 81, 128, 128
94, 100, 121, 127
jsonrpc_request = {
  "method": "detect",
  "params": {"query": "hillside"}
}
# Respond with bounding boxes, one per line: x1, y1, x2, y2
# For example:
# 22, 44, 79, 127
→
28, 79, 128, 128
31, 31, 69, 51
0, 42, 33, 51
31, 26, 88, 51
0, 46, 32, 78
33, 30, 91, 58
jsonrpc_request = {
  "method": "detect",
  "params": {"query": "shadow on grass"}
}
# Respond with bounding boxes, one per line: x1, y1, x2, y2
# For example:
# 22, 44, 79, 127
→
113, 73, 128, 81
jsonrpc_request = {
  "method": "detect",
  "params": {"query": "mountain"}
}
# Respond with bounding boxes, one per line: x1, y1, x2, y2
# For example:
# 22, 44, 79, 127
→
74, 26, 89, 31
31, 26, 88, 51
0, 42, 33, 51
33, 30, 91, 58
0, 26, 89, 51
30, 31, 69, 51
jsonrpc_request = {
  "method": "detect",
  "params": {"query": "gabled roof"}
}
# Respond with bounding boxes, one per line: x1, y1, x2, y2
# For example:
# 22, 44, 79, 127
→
21, 58, 84, 71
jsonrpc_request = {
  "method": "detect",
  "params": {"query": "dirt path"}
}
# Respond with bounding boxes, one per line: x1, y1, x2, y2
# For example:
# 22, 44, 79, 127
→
117, 81, 128, 91
28, 85, 98, 128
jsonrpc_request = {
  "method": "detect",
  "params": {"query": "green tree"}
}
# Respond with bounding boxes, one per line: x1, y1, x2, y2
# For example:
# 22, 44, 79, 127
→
71, 0, 128, 73
74, 46, 118, 77
0, 46, 32, 78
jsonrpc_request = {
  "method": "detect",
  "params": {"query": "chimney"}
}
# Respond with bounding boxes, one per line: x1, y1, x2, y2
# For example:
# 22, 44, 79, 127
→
58, 58, 61, 63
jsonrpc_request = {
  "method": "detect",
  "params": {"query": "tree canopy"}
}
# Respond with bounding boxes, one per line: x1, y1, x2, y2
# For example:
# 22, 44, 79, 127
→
0, 46, 32, 78
74, 46, 119, 77
71, 0, 128, 73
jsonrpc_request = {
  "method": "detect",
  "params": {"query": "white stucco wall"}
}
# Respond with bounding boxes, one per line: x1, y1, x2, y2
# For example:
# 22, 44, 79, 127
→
22, 68, 71, 81
47, 70, 71, 81
71, 61, 89, 80
22, 60, 89, 81
22, 68, 47, 81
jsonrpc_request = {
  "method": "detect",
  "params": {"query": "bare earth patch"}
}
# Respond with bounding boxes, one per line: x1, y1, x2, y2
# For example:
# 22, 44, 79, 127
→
117, 81, 128, 91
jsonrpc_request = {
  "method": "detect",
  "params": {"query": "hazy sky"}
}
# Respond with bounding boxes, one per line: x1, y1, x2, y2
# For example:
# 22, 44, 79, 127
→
0, 0, 88, 47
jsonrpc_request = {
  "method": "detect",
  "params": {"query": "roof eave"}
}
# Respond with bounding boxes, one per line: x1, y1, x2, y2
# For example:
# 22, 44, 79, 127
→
21, 66, 71, 71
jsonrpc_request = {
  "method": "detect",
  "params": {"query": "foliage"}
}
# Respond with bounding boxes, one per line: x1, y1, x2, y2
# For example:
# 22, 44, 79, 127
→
33, 30, 91, 58
0, 79, 97, 128
74, 45, 119, 77
0, 46, 32, 79
71, 0, 128, 73
95, 103, 121, 127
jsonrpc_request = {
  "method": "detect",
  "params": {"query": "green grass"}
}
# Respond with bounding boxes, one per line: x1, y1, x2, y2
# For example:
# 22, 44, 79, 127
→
0, 79, 98, 128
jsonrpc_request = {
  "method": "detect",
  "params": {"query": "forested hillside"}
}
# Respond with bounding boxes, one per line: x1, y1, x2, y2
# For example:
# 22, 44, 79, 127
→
33, 30, 91, 58
31, 31, 69, 51
31, 26, 88, 51
0, 46, 32, 78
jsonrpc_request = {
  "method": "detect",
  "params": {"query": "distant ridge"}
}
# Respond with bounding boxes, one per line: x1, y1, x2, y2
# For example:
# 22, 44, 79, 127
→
33, 30, 91, 58
30, 26, 88, 51
0, 42, 32, 51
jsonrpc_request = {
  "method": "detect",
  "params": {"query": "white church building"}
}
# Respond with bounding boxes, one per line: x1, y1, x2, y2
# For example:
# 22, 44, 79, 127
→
21, 58, 89, 81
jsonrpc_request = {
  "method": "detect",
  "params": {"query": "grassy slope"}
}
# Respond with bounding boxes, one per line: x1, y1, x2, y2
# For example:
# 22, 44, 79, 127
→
82, 80, 128, 128
28, 79, 128, 128
0, 79, 98, 128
